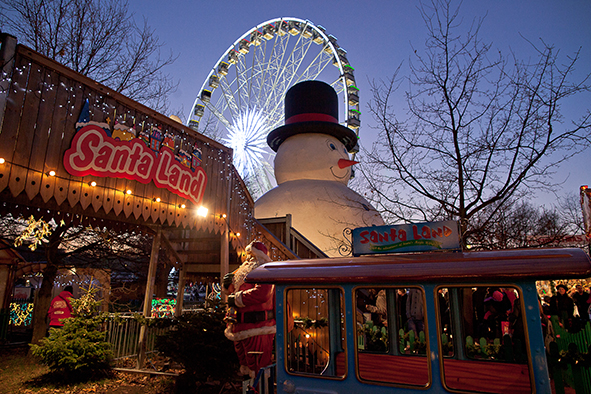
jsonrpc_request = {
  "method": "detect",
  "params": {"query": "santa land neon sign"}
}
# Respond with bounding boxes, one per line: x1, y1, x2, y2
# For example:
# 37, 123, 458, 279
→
352, 220, 460, 256
63, 125, 208, 206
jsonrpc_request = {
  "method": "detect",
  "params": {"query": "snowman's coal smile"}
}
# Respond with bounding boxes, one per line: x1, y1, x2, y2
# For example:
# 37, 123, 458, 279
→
330, 166, 349, 179
330, 158, 358, 179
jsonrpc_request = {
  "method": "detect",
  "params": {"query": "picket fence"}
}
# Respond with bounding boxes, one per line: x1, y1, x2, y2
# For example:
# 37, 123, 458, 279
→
548, 317, 591, 394
105, 315, 171, 360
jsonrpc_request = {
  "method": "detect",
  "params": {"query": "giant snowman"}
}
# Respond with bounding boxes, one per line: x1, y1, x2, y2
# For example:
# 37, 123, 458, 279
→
255, 81, 384, 256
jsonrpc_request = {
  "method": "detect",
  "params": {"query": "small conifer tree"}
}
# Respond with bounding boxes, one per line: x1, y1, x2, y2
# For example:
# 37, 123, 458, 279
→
30, 282, 112, 375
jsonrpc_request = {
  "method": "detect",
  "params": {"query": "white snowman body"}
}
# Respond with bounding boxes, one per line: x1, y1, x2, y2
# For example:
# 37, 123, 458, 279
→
255, 133, 384, 256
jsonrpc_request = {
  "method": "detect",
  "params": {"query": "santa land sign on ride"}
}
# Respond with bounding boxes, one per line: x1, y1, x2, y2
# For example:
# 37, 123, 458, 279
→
352, 220, 460, 256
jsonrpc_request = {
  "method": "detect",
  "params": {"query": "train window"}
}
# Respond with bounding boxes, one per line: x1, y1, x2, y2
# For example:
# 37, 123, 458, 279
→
285, 288, 346, 377
355, 287, 429, 386
438, 286, 532, 394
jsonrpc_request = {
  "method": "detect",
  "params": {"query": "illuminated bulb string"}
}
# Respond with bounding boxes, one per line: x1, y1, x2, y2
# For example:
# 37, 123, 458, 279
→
0, 159, 254, 251
0, 159, 214, 219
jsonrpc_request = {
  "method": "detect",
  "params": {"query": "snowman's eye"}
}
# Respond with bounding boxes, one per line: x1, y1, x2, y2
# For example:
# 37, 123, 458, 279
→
329, 143, 336, 150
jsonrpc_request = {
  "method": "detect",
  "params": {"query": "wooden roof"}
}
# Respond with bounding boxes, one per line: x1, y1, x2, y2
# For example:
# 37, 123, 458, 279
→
0, 36, 257, 272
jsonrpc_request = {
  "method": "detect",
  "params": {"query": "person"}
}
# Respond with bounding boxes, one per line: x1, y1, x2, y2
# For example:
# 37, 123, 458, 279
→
549, 284, 575, 330
396, 289, 408, 329
47, 285, 74, 330
366, 289, 386, 314
406, 288, 424, 335
480, 289, 512, 339
223, 241, 275, 379
366, 288, 387, 324
569, 284, 590, 323
542, 296, 552, 316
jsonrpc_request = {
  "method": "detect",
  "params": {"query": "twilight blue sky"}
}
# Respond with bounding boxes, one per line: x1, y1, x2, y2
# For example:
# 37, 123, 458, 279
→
130, 0, 590, 206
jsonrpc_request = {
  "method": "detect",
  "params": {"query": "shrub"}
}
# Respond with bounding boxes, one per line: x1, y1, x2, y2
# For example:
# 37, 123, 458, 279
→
155, 299, 239, 391
30, 283, 112, 376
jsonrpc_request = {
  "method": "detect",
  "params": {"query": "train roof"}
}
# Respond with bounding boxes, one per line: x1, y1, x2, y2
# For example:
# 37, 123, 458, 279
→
247, 248, 591, 285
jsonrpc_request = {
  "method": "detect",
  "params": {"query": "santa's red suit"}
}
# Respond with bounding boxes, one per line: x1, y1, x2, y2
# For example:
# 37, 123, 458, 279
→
224, 241, 275, 378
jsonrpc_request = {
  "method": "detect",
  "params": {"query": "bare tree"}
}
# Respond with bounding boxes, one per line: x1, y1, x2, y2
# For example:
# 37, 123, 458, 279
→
0, 0, 177, 112
361, 0, 591, 247
469, 200, 574, 250
560, 192, 586, 236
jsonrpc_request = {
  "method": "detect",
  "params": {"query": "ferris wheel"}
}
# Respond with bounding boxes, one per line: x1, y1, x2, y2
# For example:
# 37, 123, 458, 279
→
187, 17, 360, 199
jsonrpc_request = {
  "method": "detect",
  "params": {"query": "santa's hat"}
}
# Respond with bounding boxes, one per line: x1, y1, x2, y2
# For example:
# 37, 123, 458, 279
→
245, 241, 271, 263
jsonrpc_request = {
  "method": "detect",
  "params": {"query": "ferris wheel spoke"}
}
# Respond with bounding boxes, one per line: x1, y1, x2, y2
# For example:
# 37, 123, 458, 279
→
204, 101, 232, 130
296, 51, 334, 83
255, 36, 290, 129
268, 33, 298, 103
329, 76, 345, 95
233, 56, 249, 111
282, 33, 315, 88
267, 35, 317, 120
252, 42, 274, 110
216, 77, 240, 118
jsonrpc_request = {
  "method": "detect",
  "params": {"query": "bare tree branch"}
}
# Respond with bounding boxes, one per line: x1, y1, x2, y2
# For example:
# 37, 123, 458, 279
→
0, 0, 178, 112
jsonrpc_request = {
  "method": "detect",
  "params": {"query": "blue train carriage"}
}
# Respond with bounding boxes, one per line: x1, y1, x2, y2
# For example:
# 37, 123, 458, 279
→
247, 246, 591, 394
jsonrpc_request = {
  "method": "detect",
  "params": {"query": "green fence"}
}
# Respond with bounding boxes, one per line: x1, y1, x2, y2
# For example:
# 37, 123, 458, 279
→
548, 317, 591, 394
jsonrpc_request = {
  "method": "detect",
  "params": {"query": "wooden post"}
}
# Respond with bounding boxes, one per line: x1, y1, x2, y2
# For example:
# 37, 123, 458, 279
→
137, 227, 161, 369
285, 214, 292, 250
175, 262, 187, 318
220, 173, 233, 282
221, 224, 230, 276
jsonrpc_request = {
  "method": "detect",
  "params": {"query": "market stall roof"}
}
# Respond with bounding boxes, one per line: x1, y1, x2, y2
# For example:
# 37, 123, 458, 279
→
0, 34, 257, 274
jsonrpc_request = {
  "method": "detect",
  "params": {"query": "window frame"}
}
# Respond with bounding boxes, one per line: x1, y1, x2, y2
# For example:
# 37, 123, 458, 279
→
283, 285, 347, 380
353, 285, 431, 388
435, 284, 535, 394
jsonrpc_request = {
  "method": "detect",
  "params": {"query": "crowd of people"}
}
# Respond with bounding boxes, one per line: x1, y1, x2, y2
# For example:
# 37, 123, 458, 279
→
541, 283, 591, 331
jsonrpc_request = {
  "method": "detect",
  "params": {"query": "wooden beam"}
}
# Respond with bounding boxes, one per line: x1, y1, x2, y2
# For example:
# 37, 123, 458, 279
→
254, 219, 298, 260
165, 236, 221, 244
137, 227, 161, 369
177, 250, 220, 256
175, 263, 187, 318
160, 231, 186, 267
186, 264, 240, 274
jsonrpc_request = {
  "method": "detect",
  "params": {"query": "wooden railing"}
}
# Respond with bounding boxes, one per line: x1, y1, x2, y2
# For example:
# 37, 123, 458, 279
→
105, 315, 170, 360
256, 215, 327, 260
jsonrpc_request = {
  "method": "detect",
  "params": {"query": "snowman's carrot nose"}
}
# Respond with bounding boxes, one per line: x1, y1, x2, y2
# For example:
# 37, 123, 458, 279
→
338, 159, 359, 169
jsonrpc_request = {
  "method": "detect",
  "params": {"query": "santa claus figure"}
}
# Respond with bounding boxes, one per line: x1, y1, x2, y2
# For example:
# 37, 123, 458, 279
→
223, 241, 275, 378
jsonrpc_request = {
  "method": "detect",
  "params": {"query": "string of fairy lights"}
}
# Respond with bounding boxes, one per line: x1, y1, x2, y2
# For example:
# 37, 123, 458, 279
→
0, 161, 251, 243
0, 69, 254, 238
2, 57, 263, 271
3, 60, 256, 204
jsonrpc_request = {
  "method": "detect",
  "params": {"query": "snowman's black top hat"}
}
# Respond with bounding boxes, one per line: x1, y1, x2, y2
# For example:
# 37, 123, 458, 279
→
267, 80, 358, 152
